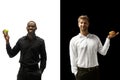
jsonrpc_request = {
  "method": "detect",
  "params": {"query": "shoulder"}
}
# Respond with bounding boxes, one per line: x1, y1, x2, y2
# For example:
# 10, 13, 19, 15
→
89, 33, 100, 40
70, 34, 79, 44
18, 36, 26, 41
36, 36, 45, 42
90, 33, 99, 38
15, 36, 26, 44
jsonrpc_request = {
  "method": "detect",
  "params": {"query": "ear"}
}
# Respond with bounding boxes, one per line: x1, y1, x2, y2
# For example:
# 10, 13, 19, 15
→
35, 26, 37, 30
78, 22, 79, 27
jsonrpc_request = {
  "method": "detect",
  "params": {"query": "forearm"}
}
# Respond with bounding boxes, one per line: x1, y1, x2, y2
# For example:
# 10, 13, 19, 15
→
6, 43, 19, 58
6, 43, 14, 58
99, 38, 110, 55
39, 58, 47, 74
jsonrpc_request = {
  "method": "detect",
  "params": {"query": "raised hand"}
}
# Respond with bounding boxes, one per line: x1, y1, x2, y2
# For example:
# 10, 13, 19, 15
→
3, 29, 10, 43
108, 31, 119, 39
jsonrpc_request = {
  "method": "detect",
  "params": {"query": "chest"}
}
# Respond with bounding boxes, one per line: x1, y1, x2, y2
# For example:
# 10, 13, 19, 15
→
76, 37, 98, 49
19, 39, 41, 50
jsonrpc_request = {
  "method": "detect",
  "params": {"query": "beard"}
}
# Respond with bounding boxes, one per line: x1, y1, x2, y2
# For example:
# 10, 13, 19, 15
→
81, 27, 88, 32
27, 31, 36, 40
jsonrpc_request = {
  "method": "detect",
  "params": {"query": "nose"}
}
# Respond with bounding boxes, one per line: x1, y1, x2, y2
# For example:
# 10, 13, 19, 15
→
81, 23, 85, 26
29, 26, 33, 29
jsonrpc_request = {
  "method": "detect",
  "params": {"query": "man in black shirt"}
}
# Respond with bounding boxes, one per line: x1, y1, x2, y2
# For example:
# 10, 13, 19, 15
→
3, 21, 47, 80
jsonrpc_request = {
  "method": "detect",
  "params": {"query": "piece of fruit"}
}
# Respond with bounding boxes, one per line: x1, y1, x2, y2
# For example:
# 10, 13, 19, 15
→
3, 29, 8, 35
109, 31, 116, 35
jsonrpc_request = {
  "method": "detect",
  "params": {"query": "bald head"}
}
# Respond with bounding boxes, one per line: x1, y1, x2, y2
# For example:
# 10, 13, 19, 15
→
26, 21, 37, 33
27, 21, 37, 28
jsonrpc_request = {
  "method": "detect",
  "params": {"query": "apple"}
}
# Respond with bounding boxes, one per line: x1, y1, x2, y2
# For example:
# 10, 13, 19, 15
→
3, 29, 8, 35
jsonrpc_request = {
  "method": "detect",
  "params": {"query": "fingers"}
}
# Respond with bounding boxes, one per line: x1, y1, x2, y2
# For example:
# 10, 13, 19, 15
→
116, 32, 119, 35
108, 31, 119, 39
109, 31, 119, 36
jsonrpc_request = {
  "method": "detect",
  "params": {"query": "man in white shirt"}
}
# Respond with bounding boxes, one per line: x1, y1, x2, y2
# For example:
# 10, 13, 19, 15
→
69, 15, 119, 80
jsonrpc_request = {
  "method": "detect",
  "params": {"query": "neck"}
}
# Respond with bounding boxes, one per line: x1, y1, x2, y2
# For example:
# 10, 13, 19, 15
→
27, 32, 36, 40
80, 30, 89, 36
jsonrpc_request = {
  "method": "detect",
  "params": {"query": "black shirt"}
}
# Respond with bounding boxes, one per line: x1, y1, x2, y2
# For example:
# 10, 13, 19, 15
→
6, 35, 47, 71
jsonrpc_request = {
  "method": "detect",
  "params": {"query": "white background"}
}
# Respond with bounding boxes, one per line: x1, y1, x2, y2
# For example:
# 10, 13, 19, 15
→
0, 0, 60, 80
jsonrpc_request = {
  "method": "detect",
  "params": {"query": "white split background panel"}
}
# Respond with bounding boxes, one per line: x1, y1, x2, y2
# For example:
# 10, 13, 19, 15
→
0, 0, 60, 80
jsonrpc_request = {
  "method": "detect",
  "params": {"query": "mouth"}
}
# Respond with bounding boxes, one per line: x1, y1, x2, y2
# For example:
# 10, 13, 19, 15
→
28, 29, 33, 32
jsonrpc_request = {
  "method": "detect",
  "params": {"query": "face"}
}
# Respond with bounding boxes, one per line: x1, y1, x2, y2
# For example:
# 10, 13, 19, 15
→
27, 21, 37, 33
78, 19, 89, 31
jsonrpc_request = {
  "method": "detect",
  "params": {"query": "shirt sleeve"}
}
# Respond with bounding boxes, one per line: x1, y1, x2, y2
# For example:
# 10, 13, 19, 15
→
69, 39, 78, 75
39, 40, 47, 74
6, 40, 20, 58
98, 37, 110, 56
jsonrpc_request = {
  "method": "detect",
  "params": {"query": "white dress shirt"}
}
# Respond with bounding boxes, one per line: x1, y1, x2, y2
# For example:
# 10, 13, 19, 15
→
69, 33, 110, 75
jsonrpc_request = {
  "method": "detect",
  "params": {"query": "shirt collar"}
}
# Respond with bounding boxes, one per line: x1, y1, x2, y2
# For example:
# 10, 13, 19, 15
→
79, 33, 91, 38
24, 34, 37, 40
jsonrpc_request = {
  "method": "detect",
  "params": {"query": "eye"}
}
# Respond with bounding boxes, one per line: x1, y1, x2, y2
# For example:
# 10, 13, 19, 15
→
28, 25, 35, 28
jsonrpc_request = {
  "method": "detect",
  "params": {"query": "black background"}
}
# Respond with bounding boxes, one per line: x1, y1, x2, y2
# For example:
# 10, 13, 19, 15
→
61, 1, 120, 80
